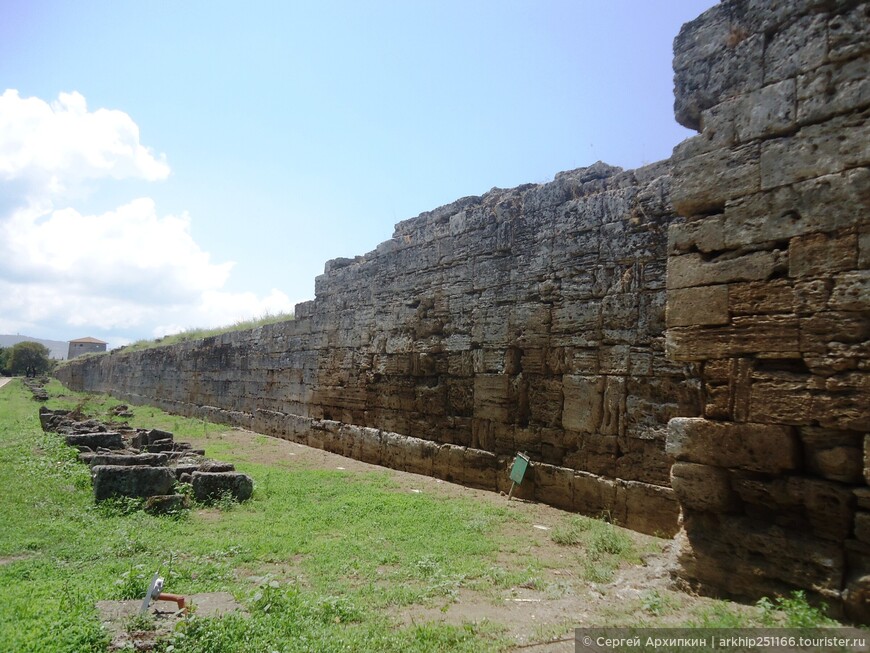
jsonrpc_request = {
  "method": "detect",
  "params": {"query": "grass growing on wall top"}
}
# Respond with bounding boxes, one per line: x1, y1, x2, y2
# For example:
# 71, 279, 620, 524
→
58, 311, 295, 363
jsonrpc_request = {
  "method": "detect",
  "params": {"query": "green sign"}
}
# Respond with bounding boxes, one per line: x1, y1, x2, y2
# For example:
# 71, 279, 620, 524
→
509, 453, 530, 485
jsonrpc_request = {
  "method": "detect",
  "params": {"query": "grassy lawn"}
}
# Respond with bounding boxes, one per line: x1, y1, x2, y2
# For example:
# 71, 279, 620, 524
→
0, 380, 523, 652
0, 379, 846, 652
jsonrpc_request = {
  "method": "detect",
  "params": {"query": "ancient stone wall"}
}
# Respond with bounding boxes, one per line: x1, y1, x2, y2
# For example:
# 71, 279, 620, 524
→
55, 0, 869, 615
666, 0, 869, 619
56, 161, 701, 536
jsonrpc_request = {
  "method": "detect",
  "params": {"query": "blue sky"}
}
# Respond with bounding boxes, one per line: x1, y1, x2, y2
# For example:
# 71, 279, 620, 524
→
0, 0, 715, 349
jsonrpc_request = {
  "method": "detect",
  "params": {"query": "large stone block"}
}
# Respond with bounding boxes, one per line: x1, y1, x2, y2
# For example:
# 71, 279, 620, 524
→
671, 462, 739, 513
533, 463, 574, 511
672, 143, 761, 215
667, 250, 781, 290
789, 231, 857, 278
798, 54, 870, 124
717, 168, 870, 253
666, 417, 800, 473
191, 471, 254, 503
562, 376, 603, 432
65, 432, 125, 451
678, 512, 846, 597
760, 109, 870, 191
473, 374, 511, 422
92, 465, 176, 501
800, 427, 864, 484
673, 6, 764, 130
701, 78, 797, 145
666, 285, 729, 327
731, 473, 855, 541
614, 480, 679, 537
667, 315, 800, 361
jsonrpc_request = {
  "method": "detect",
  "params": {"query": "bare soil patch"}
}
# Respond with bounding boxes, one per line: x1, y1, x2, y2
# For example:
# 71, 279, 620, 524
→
97, 592, 245, 651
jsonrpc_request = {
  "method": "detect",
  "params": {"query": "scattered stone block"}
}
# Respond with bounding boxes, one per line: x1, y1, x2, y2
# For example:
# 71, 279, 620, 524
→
144, 494, 190, 515
80, 452, 168, 468
92, 465, 176, 501
191, 471, 253, 503
64, 432, 125, 451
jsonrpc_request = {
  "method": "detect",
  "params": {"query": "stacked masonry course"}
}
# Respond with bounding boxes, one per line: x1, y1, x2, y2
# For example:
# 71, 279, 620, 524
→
55, 0, 869, 619
56, 160, 700, 538
666, 0, 869, 621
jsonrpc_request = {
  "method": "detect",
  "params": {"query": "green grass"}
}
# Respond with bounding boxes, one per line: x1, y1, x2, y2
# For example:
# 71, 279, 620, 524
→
0, 379, 514, 652
550, 514, 638, 583
2, 380, 854, 651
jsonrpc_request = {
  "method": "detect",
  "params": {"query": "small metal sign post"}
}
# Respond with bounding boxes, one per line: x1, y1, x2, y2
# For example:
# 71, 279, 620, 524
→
508, 452, 531, 501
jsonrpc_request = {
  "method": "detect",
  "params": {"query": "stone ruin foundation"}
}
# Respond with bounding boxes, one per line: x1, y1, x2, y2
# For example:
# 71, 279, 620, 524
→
56, 0, 869, 621
39, 406, 253, 510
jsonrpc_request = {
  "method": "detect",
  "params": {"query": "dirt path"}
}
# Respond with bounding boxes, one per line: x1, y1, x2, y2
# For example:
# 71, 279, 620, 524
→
182, 427, 759, 651
0, 378, 12, 390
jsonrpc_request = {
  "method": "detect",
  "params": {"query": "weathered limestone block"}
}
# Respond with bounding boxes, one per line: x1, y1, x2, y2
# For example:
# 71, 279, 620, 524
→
573, 470, 618, 517
673, 6, 764, 130
614, 481, 679, 537
720, 168, 870, 249
829, 270, 870, 311
562, 375, 603, 432
667, 315, 800, 361
763, 12, 828, 84
65, 432, 125, 451
667, 216, 725, 255
666, 285, 729, 327
728, 279, 793, 316
730, 473, 855, 541
671, 462, 740, 513
701, 78, 797, 146
671, 143, 761, 215
131, 428, 174, 449
748, 373, 814, 426
760, 109, 870, 191
789, 231, 857, 278
144, 494, 190, 515
827, 4, 870, 62
667, 250, 782, 290
677, 512, 845, 597
798, 54, 870, 124
800, 427, 864, 484
533, 463, 574, 511
198, 460, 235, 473
667, 417, 800, 473
80, 452, 168, 468
472, 375, 511, 422
191, 471, 254, 503
92, 465, 176, 501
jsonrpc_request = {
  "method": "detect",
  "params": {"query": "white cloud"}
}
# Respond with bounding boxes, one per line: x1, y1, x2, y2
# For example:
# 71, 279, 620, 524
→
0, 90, 170, 198
0, 90, 295, 344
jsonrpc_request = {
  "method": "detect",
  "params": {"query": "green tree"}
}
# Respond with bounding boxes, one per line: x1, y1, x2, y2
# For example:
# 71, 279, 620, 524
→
7, 341, 51, 377
0, 347, 8, 375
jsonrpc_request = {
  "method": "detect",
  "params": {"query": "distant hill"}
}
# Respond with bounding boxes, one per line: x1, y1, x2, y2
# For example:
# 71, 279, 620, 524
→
0, 335, 69, 360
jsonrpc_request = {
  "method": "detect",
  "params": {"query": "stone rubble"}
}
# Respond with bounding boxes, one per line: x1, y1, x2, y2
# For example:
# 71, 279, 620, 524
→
38, 406, 253, 508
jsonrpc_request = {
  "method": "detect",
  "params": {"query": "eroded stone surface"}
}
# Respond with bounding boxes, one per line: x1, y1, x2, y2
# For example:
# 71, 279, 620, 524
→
667, 0, 870, 619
